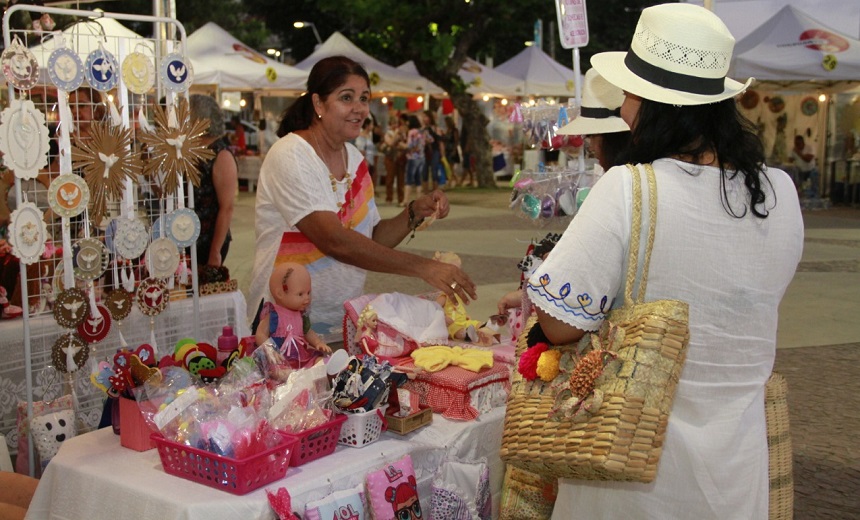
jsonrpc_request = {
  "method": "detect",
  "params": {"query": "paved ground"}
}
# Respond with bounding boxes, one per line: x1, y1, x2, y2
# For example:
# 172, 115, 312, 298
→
226, 186, 860, 519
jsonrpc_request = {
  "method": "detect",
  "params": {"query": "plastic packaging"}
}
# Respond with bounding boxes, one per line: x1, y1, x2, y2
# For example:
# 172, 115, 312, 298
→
217, 325, 239, 366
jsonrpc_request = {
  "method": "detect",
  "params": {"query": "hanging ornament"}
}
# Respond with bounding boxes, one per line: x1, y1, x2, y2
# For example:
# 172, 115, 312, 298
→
137, 98, 214, 196
47, 45, 85, 92
8, 201, 48, 265
71, 119, 143, 223
77, 303, 111, 344
121, 48, 155, 95
0, 98, 51, 180
136, 277, 169, 316
84, 45, 119, 92
53, 288, 90, 329
165, 208, 200, 248
146, 237, 180, 279
159, 50, 193, 93
48, 173, 90, 218
1, 36, 39, 90
51, 332, 89, 373
111, 217, 149, 260
105, 289, 133, 321
72, 238, 109, 281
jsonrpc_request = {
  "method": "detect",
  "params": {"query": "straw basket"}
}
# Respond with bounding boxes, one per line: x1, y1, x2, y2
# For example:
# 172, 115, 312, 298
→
765, 372, 793, 520
500, 164, 690, 482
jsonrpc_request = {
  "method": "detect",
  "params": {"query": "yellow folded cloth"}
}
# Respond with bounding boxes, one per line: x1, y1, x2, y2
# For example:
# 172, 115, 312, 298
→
411, 346, 494, 373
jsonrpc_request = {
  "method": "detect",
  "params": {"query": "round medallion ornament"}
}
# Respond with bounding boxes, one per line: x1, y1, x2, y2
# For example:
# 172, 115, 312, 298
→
1, 37, 39, 90
146, 237, 180, 279
121, 51, 155, 94
159, 52, 193, 93
53, 288, 90, 328
801, 97, 819, 116
84, 47, 119, 92
52, 262, 68, 295
739, 90, 759, 110
112, 217, 149, 260
77, 304, 111, 344
136, 277, 169, 316
0, 98, 51, 180
48, 174, 90, 218
520, 193, 541, 220
8, 202, 48, 265
51, 332, 89, 373
72, 238, 109, 281
105, 289, 133, 321
165, 208, 200, 248
47, 47, 85, 92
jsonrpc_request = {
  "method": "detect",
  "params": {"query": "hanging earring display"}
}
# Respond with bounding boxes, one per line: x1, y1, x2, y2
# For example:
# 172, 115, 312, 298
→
105, 289, 133, 321
0, 98, 51, 180
47, 46, 85, 92
72, 238, 109, 281
110, 217, 149, 260
138, 98, 214, 196
51, 332, 89, 373
121, 49, 155, 95
136, 277, 169, 316
84, 46, 119, 92
146, 237, 180, 279
77, 304, 111, 344
8, 202, 48, 265
164, 208, 200, 248
48, 173, 90, 218
53, 288, 90, 328
1, 36, 39, 89
159, 51, 193, 93
71, 119, 142, 223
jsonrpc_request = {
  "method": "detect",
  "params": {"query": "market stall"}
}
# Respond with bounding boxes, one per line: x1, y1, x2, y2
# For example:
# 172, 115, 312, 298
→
495, 45, 580, 99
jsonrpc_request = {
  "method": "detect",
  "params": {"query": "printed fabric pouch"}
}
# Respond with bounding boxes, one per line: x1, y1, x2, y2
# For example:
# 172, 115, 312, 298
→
365, 454, 422, 520
304, 482, 367, 520
430, 457, 491, 520
16, 394, 73, 476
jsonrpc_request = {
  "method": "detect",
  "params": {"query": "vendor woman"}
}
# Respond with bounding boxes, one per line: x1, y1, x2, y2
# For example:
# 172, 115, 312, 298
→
248, 56, 476, 333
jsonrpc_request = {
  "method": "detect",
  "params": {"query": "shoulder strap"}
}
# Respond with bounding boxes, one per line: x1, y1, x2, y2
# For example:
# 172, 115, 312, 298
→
623, 163, 659, 306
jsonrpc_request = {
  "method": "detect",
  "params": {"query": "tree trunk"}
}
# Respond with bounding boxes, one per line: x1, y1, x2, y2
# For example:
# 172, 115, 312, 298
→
449, 92, 493, 188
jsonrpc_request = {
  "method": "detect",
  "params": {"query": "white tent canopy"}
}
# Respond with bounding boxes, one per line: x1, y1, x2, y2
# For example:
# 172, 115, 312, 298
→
396, 61, 444, 95
495, 46, 579, 98
186, 22, 307, 92
731, 5, 860, 84
295, 31, 433, 96
459, 58, 525, 98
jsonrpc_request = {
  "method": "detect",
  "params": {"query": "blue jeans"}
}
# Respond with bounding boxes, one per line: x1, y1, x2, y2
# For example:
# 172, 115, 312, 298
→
406, 157, 425, 186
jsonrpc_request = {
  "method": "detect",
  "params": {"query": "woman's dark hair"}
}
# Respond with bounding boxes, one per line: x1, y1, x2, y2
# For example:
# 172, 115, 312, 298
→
594, 131, 631, 171
277, 55, 370, 137
407, 115, 421, 130
618, 98, 771, 218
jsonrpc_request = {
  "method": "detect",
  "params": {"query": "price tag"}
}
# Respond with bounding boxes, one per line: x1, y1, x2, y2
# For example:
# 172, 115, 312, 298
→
556, 0, 589, 49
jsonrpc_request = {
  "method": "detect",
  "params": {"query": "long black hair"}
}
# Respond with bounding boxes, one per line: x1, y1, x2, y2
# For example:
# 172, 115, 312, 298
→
277, 55, 371, 137
617, 98, 771, 218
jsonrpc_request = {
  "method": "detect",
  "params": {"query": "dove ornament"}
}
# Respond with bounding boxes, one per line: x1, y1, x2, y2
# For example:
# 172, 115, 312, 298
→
8, 202, 48, 265
77, 303, 111, 344
136, 277, 169, 316
112, 217, 149, 260
48, 174, 90, 218
146, 237, 180, 279
105, 289, 133, 321
1, 37, 39, 89
0, 98, 51, 180
121, 51, 155, 94
165, 208, 200, 248
72, 238, 109, 281
51, 332, 89, 374
47, 47, 84, 91
84, 47, 119, 92
54, 288, 90, 328
159, 52, 193, 93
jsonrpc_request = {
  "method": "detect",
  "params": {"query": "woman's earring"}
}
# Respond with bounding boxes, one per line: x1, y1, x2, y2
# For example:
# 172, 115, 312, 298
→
317, 113, 322, 119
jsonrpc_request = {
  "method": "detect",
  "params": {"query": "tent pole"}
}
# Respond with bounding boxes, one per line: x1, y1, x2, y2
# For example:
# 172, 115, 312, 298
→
573, 48, 585, 172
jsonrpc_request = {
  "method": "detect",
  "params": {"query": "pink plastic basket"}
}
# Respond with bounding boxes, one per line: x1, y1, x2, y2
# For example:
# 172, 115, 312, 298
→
152, 432, 297, 495
286, 414, 347, 466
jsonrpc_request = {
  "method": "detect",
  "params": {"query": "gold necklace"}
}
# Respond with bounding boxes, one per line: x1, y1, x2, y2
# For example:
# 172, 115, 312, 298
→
311, 129, 352, 209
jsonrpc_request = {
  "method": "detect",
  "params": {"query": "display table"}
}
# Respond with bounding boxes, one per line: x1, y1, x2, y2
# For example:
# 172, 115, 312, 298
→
0, 291, 250, 459
25, 407, 506, 520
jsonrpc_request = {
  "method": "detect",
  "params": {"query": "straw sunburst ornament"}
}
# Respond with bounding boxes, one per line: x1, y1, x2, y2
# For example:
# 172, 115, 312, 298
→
138, 98, 214, 196
71, 120, 142, 223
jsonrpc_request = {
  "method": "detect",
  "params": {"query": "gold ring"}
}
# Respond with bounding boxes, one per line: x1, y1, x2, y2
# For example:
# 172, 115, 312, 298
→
450, 282, 458, 290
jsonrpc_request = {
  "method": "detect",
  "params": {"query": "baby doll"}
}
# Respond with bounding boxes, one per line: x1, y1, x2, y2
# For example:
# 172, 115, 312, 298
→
255, 262, 331, 369
434, 251, 495, 344
354, 304, 380, 357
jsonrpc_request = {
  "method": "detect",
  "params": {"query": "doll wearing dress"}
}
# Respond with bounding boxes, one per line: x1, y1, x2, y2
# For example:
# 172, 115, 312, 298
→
354, 305, 380, 357
433, 251, 494, 344
255, 262, 331, 368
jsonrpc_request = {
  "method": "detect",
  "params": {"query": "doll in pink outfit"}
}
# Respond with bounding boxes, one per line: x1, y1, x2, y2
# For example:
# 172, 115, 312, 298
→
255, 262, 331, 368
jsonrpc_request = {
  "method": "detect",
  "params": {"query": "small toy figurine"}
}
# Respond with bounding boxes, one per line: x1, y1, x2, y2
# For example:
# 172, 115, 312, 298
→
255, 262, 331, 368
433, 251, 495, 344
354, 304, 380, 357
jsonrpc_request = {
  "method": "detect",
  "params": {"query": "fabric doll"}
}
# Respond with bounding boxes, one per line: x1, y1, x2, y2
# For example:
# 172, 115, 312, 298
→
354, 304, 380, 357
433, 251, 494, 344
255, 262, 331, 368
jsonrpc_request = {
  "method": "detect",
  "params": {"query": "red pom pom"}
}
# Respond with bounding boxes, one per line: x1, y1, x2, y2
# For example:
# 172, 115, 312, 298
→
518, 342, 549, 381
566, 135, 584, 148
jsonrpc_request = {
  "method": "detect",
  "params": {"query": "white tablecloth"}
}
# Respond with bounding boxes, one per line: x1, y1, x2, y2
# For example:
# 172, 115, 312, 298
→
25, 407, 506, 520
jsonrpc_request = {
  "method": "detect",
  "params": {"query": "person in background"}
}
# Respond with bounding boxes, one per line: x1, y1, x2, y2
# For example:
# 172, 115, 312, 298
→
421, 110, 446, 190
231, 115, 247, 156
250, 56, 476, 333
189, 94, 238, 267
381, 113, 405, 205
789, 134, 819, 198
443, 115, 461, 187
404, 114, 426, 204
459, 122, 475, 187
528, 4, 803, 518
354, 116, 378, 186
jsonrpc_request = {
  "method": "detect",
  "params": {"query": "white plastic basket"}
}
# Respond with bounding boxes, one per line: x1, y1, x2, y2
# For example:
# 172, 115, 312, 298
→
337, 406, 388, 448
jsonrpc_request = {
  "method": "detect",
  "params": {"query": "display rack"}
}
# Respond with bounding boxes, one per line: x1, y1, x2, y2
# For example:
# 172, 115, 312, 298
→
2, 5, 200, 475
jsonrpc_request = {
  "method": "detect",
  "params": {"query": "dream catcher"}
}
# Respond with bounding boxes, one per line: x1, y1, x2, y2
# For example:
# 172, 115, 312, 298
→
138, 97, 214, 196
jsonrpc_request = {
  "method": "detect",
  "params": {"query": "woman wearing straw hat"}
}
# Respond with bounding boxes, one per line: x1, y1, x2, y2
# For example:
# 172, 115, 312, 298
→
528, 4, 803, 518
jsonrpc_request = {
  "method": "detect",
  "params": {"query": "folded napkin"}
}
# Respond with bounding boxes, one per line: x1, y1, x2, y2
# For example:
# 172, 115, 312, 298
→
411, 346, 494, 373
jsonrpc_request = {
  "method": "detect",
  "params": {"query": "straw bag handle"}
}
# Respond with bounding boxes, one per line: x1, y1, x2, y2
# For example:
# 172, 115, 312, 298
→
623, 163, 658, 306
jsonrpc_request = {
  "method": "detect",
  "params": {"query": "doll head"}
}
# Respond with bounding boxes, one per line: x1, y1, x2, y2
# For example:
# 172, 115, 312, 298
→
433, 251, 461, 268
269, 262, 312, 312
357, 304, 378, 333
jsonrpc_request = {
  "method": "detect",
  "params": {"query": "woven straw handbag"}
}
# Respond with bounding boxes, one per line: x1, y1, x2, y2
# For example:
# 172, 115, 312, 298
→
765, 372, 794, 520
500, 163, 689, 482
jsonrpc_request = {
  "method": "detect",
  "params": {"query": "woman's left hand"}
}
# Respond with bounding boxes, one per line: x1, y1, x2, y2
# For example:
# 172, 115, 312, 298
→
413, 190, 450, 220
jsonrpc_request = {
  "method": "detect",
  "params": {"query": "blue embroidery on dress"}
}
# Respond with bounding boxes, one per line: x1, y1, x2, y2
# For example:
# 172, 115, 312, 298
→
526, 273, 613, 321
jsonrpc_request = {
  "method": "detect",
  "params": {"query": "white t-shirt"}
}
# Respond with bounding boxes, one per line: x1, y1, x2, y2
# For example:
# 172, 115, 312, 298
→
790, 143, 815, 172
248, 133, 380, 330
529, 159, 803, 519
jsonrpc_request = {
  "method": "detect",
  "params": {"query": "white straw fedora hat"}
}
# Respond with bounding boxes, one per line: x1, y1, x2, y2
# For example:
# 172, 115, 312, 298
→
591, 3, 752, 106
559, 68, 629, 135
